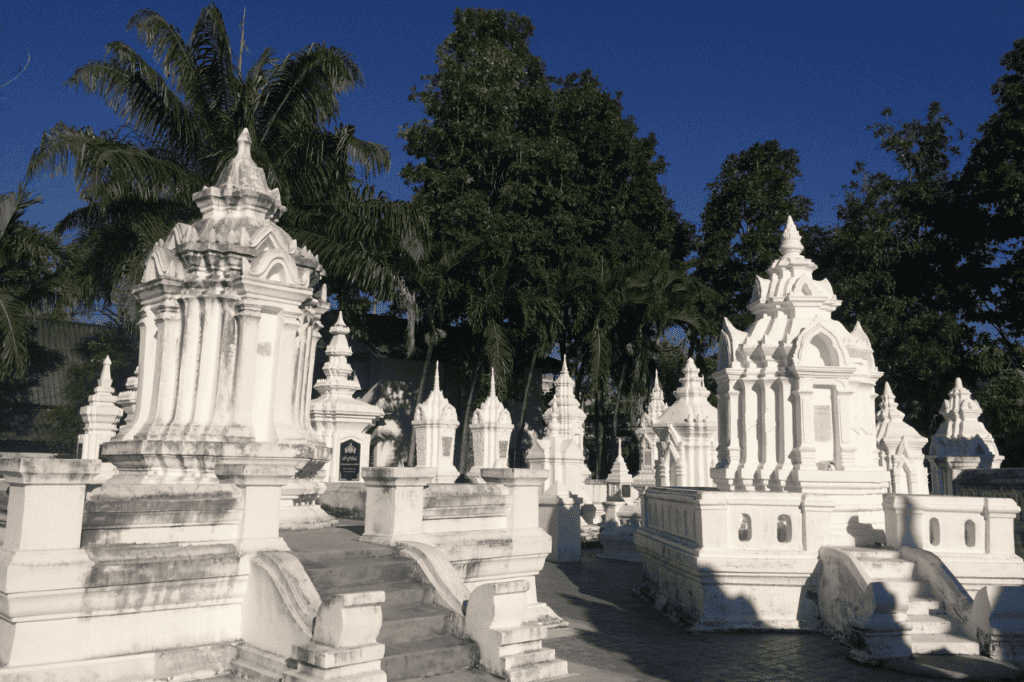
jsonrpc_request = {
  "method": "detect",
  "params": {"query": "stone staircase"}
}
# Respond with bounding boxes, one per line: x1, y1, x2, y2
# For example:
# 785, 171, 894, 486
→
847, 548, 979, 656
287, 533, 480, 680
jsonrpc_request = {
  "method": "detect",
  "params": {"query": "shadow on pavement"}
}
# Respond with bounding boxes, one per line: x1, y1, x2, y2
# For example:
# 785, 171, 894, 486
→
536, 548, 968, 682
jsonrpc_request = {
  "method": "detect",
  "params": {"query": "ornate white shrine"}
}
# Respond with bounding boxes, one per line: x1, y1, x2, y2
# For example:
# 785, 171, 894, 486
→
468, 369, 514, 481
634, 370, 666, 487
711, 216, 886, 544
310, 311, 384, 483
411, 364, 460, 483
107, 128, 329, 468
876, 382, 928, 494
78, 356, 123, 459
927, 378, 1004, 494
525, 356, 587, 561
0, 130, 338, 679
653, 358, 716, 487
526, 356, 587, 498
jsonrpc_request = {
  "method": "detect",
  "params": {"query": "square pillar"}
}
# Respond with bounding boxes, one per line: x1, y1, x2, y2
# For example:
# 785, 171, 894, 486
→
0, 458, 102, 553
481, 468, 548, 530
361, 467, 436, 545
216, 459, 296, 554
0, 458, 103, 667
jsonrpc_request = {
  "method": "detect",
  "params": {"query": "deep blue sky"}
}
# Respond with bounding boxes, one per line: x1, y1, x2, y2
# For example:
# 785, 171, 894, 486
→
1, 1, 1022, 232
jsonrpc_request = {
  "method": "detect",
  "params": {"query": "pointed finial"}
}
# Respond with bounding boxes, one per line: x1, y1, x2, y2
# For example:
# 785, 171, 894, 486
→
780, 215, 804, 257
98, 355, 112, 390
434, 362, 441, 391
489, 367, 497, 397
236, 128, 253, 161
561, 354, 568, 373
954, 377, 963, 390
882, 382, 894, 399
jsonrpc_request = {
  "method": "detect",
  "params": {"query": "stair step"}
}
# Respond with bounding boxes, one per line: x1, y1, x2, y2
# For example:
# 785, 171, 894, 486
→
910, 633, 980, 656
879, 579, 931, 601
846, 548, 901, 561
382, 635, 479, 681
303, 557, 420, 591
507, 658, 570, 682
379, 604, 450, 643
503, 647, 556, 668
291, 546, 398, 566
907, 598, 943, 616
907, 614, 956, 635
322, 581, 433, 609
862, 560, 916, 580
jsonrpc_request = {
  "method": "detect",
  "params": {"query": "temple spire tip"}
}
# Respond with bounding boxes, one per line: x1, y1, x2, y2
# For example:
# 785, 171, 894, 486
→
780, 215, 804, 257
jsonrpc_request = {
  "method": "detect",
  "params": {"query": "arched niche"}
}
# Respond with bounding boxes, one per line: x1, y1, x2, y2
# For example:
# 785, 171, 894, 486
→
793, 324, 851, 368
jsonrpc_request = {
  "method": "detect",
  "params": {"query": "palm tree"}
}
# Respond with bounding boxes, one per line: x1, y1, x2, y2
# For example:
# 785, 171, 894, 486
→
0, 185, 70, 380
27, 4, 422, 321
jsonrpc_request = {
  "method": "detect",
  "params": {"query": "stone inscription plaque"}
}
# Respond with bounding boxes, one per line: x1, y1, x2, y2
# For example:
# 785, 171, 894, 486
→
339, 440, 360, 481
813, 405, 833, 443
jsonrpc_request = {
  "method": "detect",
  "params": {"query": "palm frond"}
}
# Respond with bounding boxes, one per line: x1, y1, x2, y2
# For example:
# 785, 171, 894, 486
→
482, 319, 514, 390
28, 124, 201, 205
0, 290, 30, 381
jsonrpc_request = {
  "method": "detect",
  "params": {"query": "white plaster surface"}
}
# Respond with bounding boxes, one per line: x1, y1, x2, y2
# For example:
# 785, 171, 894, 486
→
711, 217, 883, 500
876, 382, 928, 495
411, 365, 461, 483
927, 378, 1004, 495
653, 358, 716, 488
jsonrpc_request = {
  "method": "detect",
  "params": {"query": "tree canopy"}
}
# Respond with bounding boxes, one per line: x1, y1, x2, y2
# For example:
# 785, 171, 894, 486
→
400, 9, 705, 472
27, 3, 422, 325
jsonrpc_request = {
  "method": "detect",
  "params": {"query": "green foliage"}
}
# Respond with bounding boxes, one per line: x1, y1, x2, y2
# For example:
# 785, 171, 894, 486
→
44, 323, 138, 457
401, 9, 704, 470
0, 186, 71, 381
28, 4, 421, 322
812, 103, 970, 434
810, 40, 1024, 467
694, 140, 813, 356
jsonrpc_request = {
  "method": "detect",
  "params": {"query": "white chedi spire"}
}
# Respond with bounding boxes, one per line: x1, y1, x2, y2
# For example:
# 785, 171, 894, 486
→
546, 355, 586, 445
633, 370, 666, 487
79, 356, 124, 460
471, 369, 513, 428
309, 310, 383, 483
641, 370, 668, 426
669, 359, 716, 423
779, 214, 804, 257
412, 363, 460, 483
468, 369, 514, 478
312, 311, 362, 402
927, 377, 1003, 494
526, 355, 588, 497
606, 437, 633, 486
876, 382, 928, 494
95, 355, 114, 395
935, 378, 996, 444
652, 358, 717, 487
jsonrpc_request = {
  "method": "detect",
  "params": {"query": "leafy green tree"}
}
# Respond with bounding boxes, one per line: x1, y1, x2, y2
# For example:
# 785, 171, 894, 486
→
693, 141, 813, 360
813, 40, 1024, 468
813, 103, 970, 436
27, 4, 420, 323
401, 10, 698, 470
0, 186, 70, 380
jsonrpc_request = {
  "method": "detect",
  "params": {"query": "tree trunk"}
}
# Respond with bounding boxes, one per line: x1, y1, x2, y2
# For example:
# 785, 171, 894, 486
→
408, 339, 435, 466
457, 361, 484, 476
512, 351, 538, 467
610, 363, 628, 473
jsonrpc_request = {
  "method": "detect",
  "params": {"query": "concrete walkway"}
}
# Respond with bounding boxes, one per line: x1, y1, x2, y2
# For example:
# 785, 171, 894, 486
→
534, 548, 1021, 681
230, 522, 1022, 681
